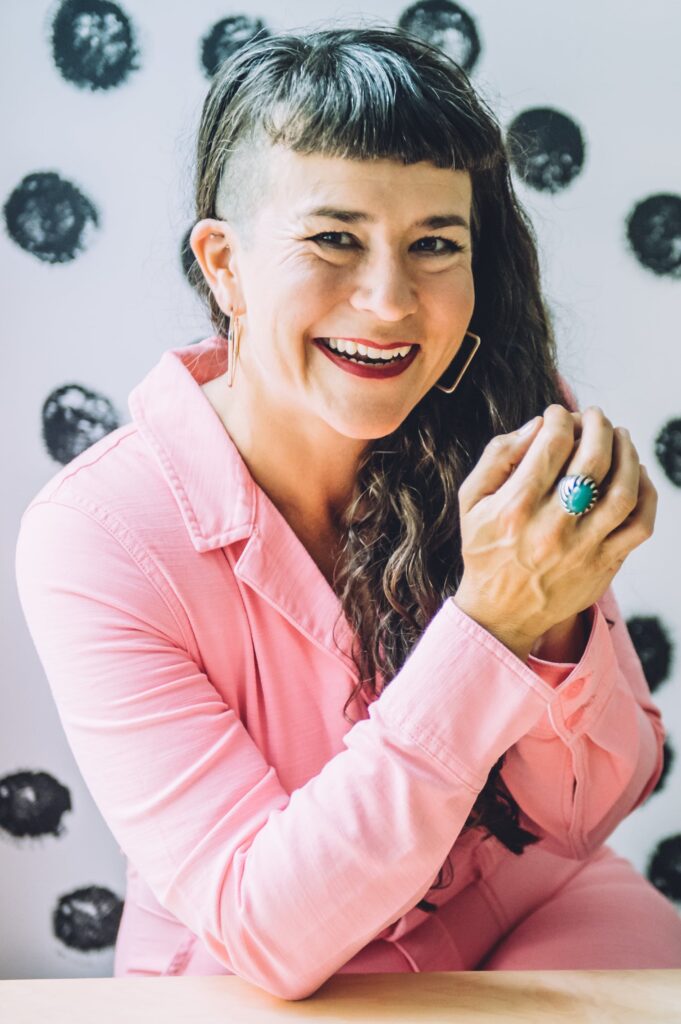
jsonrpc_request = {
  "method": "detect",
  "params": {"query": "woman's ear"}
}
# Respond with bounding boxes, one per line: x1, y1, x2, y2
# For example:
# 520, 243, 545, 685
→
190, 219, 244, 315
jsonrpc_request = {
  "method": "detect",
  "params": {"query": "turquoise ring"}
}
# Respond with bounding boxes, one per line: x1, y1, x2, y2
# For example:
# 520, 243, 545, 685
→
558, 474, 599, 516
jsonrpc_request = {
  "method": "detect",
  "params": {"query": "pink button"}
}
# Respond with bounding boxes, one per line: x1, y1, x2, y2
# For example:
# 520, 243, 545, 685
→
566, 678, 585, 699
565, 706, 585, 729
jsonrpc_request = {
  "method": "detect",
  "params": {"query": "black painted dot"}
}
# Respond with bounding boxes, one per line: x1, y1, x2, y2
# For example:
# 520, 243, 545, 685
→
42, 384, 120, 465
397, 0, 481, 73
200, 15, 270, 79
626, 616, 673, 693
0, 770, 72, 839
625, 194, 681, 279
655, 418, 681, 488
3, 172, 99, 264
653, 739, 675, 796
646, 834, 681, 904
50, 0, 140, 91
506, 108, 586, 193
53, 885, 123, 951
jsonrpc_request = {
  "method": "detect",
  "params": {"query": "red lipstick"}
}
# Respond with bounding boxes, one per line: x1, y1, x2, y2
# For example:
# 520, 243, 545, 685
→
313, 339, 418, 379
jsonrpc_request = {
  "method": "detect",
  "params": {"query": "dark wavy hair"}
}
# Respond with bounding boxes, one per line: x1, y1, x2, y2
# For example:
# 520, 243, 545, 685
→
189, 24, 576, 906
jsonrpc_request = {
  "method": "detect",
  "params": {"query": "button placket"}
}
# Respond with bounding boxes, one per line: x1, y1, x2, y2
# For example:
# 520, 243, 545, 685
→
565, 705, 585, 730
565, 677, 585, 699
564, 692, 598, 733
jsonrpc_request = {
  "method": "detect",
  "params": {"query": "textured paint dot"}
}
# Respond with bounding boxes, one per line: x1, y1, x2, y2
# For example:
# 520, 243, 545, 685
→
655, 418, 681, 488
3, 172, 99, 264
626, 615, 673, 692
200, 15, 270, 79
42, 384, 120, 465
50, 0, 140, 91
53, 885, 123, 951
653, 739, 674, 796
507, 108, 586, 193
646, 834, 681, 903
397, 0, 481, 73
625, 194, 681, 279
0, 771, 72, 839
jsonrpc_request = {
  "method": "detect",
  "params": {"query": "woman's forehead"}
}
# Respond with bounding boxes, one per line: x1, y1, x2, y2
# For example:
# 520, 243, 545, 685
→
267, 147, 472, 215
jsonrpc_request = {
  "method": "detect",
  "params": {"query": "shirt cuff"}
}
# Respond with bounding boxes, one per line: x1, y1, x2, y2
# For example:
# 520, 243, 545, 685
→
370, 596, 555, 791
526, 605, 595, 686
524, 602, 618, 740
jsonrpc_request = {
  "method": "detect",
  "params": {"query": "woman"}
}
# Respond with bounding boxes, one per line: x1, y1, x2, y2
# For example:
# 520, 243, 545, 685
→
15, 26, 681, 997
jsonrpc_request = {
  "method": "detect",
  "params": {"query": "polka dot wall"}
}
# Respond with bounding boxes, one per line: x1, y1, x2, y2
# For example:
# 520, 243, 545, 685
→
2, 0, 679, 979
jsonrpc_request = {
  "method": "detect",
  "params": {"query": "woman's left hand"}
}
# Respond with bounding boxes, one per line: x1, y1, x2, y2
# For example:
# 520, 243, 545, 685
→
530, 406, 658, 661
561, 407, 658, 581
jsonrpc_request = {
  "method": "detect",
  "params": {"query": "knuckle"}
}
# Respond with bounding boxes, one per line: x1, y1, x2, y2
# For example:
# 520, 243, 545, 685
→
608, 483, 638, 515
488, 433, 507, 449
531, 529, 560, 564
498, 495, 530, 530
636, 516, 655, 540
545, 403, 570, 417
586, 404, 613, 427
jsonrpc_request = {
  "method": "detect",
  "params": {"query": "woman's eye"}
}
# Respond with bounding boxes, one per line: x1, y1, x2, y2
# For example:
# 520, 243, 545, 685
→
311, 231, 354, 248
415, 237, 465, 255
309, 232, 464, 255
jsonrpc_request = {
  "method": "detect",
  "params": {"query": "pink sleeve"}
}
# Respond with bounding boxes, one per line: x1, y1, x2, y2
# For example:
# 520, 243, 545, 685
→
502, 589, 665, 858
16, 498, 557, 1001
499, 371, 666, 858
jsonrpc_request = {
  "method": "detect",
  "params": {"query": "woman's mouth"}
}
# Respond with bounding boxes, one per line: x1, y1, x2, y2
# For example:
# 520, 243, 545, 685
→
313, 338, 419, 379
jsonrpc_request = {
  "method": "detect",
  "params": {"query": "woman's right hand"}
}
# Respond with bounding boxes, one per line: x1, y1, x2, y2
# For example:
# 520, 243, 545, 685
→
453, 404, 657, 661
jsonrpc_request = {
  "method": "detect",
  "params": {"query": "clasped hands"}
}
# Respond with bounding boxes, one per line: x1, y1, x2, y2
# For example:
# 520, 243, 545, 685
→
455, 404, 659, 664
531, 405, 657, 662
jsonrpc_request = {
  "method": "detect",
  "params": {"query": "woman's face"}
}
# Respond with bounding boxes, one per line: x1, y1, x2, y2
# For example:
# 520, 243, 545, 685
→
195, 145, 475, 442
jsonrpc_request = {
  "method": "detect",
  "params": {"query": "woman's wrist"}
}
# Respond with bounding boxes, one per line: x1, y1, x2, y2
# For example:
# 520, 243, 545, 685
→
529, 610, 589, 663
452, 593, 537, 664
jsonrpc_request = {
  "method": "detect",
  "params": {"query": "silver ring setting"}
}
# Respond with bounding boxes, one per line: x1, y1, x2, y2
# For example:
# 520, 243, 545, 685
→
558, 474, 599, 516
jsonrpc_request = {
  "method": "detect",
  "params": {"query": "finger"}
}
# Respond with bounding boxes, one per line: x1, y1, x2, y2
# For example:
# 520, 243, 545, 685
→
504, 405, 579, 506
556, 406, 614, 495
575, 426, 642, 542
598, 464, 657, 567
458, 415, 544, 516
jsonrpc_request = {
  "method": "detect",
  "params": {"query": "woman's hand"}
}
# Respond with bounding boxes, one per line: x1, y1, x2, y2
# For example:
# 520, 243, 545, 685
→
453, 405, 658, 661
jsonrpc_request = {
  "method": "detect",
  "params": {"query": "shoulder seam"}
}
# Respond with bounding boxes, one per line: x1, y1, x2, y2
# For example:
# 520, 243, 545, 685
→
43, 425, 138, 502
22, 494, 198, 657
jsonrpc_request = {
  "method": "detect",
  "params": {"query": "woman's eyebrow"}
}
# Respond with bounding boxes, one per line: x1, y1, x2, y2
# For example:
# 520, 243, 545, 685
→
299, 206, 470, 231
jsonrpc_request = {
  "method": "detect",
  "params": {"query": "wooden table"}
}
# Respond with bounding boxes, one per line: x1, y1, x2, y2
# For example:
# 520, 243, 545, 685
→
1, 970, 680, 1022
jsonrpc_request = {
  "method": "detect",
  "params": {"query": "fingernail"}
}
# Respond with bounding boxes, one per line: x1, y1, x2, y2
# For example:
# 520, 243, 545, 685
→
517, 416, 539, 436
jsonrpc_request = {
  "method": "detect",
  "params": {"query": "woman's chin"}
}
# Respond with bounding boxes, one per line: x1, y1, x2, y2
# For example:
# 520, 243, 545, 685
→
323, 412, 408, 442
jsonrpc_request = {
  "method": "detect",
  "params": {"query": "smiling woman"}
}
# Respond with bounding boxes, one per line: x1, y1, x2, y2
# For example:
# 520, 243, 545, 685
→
15, 23, 679, 997
186, 25, 566, 859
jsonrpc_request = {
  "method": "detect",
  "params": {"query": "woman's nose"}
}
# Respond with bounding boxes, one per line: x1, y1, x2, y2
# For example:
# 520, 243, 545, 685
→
351, 251, 418, 320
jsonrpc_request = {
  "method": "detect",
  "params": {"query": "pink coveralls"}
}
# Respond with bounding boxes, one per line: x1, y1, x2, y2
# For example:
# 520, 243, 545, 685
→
15, 337, 681, 999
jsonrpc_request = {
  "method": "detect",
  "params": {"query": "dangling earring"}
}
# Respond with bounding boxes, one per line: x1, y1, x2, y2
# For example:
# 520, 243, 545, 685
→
434, 331, 481, 394
226, 310, 242, 388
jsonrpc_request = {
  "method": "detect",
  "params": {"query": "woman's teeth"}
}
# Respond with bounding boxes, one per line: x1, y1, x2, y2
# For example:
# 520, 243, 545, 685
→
319, 338, 414, 364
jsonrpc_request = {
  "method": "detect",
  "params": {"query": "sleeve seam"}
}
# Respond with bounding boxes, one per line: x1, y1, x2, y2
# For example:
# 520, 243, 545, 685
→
375, 709, 483, 794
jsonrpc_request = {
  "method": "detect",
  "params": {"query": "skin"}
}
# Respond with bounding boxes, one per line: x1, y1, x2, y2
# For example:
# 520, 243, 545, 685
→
190, 145, 657, 662
190, 146, 475, 578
